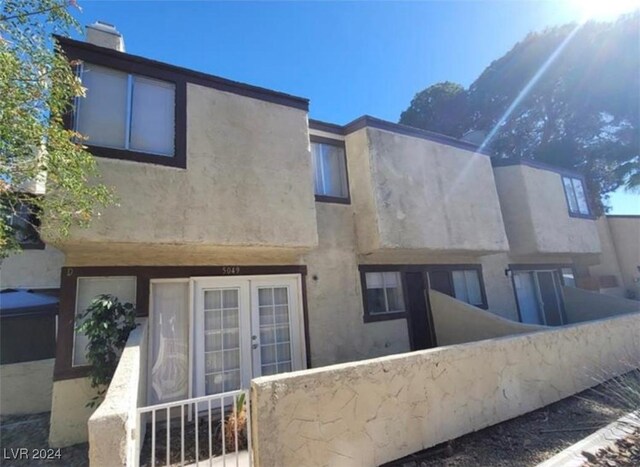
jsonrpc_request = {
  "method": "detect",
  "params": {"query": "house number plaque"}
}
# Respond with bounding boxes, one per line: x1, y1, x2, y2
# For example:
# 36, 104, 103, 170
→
222, 266, 241, 275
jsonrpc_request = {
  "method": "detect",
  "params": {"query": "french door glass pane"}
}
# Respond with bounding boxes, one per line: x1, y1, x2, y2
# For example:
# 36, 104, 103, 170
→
130, 76, 175, 156
258, 287, 293, 376
204, 288, 241, 395
149, 281, 189, 404
77, 64, 128, 149
74, 276, 136, 366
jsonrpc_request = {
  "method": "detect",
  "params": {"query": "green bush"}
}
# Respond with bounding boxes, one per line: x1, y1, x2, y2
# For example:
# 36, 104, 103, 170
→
75, 294, 137, 407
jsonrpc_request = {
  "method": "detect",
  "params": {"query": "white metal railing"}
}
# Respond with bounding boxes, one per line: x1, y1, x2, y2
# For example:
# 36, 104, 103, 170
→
134, 389, 251, 467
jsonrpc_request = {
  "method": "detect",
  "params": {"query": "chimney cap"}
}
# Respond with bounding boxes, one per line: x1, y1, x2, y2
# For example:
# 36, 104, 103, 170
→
86, 21, 120, 36
85, 21, 125, 52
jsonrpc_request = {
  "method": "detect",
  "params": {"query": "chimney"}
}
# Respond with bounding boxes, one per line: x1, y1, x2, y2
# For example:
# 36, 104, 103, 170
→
85, 21, 125, 52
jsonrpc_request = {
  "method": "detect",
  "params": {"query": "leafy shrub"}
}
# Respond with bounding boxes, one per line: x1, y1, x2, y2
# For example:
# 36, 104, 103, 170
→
75, 294, 137, 407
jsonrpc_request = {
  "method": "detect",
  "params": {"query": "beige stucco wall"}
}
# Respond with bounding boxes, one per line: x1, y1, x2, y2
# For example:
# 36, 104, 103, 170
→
563, 286, 640, 323
346, 128, 509, 255
54, 83, 317, 254
0, 359, 54, 415
479, 253, 519, 320
251, 313, 640, 467
302, 203, 410, 367
493, 165, 601, 255
585, 217, 626, 296
430, 290, 544, 345
89, 319, 148, 467
606, 216, 640, 297
49, 377, 97, 447
0, 246, 64, 288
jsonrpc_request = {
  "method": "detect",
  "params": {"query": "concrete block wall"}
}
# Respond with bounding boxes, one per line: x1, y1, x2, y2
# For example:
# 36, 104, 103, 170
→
251, 313, 640, 467
87, 319, 148, 466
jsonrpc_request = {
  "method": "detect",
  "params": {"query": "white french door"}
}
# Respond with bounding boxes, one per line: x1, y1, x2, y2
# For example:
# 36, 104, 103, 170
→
250, 277, 303, 377
194, 278, 251, 397
192, 275, 305, 397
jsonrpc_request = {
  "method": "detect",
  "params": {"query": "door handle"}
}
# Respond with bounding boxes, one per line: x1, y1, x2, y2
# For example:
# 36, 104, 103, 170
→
252, 343, 259, 350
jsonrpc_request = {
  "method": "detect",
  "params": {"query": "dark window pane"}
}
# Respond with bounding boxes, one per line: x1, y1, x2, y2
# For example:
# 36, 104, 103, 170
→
366, 288, 386, 314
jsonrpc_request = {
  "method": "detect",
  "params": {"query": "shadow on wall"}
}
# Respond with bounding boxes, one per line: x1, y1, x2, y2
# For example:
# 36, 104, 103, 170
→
429, 290, 545, 346
563, 286, 640, 324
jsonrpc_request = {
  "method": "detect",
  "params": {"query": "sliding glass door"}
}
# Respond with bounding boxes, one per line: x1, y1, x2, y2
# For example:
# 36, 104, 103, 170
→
513, 270, 565, 326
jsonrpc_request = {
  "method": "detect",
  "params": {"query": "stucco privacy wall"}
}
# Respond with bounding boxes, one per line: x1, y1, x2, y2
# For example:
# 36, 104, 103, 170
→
57, 83, 317, 251
346, 128, 509, 255
479, 253, 518, 320
302, 203, 410, 367
563, 286, 640, 323
606, 216, 640, 296
429, 291, 544, 345
0, 246, 64, 288
89, 319, 147, 467
0, 359, 54, 415
493, 165, 600, 255
251, 313, 640, 467
586, 217, 626, 297
49, 377, 97, 447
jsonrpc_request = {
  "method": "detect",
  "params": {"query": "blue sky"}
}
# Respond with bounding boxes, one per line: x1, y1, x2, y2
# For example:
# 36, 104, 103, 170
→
71, 1, 639, 214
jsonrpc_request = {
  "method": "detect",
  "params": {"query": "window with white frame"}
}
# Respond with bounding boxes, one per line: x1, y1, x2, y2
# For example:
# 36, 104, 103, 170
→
311, 141, 349, 199
73, 276, 137, 366
364, 272, 405, 315
75, 63, 175, 157
451, 270, 483, 306
562, 176, 590, 216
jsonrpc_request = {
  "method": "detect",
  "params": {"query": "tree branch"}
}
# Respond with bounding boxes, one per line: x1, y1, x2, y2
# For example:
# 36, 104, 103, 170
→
0, 4, 66, 22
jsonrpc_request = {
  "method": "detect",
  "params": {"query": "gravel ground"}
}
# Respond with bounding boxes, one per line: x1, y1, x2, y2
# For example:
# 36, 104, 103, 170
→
383, 386, 628, 467
0, 412, 88, 466
582, 426, 640, 467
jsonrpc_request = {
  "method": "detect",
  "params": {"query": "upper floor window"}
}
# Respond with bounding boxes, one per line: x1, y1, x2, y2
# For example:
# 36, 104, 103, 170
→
310, 138, 349, 203
562, 176, 591, 217
75, 63, 176, 159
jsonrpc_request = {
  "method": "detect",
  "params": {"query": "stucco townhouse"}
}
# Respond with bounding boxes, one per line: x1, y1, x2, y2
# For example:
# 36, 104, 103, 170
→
1, 22, 639, 449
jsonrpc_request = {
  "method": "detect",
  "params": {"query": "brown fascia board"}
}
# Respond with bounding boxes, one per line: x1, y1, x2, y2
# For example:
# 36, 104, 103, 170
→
308, 119, 346, 135
310, 115, 491, 155
54, 35, 309, 111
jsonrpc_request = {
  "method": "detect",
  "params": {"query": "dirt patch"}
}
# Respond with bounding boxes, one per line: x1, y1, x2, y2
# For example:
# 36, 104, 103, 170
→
383, 386, 628, 467
0, 412, 88, 466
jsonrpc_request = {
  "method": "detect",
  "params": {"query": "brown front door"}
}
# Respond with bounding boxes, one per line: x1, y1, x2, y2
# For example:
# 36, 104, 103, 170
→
405, 272, 437, 351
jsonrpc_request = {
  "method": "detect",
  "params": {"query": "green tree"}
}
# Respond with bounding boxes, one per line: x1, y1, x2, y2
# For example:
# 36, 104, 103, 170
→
399, 82, 470, 138
399, 13, 640, 213
0, 0, 112, 256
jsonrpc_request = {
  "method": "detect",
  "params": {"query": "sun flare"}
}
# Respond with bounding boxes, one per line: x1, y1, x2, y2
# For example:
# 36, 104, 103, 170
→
568, 0, 639, 21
